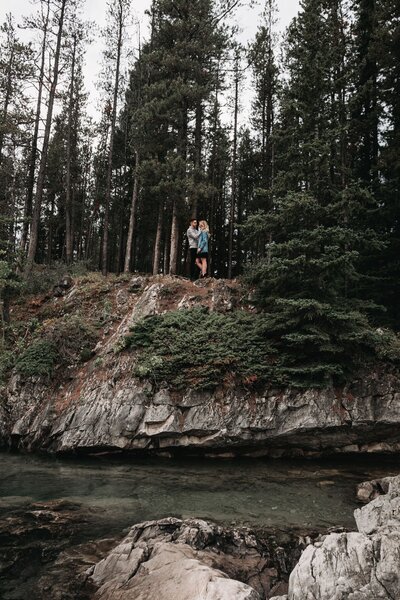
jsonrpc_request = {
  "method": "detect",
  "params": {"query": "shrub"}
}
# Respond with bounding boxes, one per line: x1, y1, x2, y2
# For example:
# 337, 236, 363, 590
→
15, 315, 99, 379
123, 305, 400, 391
16, 339, 58, 377
0, 348, 14, 384
42, 315, 99, 367
124, 307, 275, 390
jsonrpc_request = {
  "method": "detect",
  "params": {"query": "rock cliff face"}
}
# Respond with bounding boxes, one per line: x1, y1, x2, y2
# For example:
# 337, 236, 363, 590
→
1, 277, 400, 456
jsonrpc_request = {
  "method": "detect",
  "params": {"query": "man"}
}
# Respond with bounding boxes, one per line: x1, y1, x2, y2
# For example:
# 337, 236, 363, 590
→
187, 218, 200, 281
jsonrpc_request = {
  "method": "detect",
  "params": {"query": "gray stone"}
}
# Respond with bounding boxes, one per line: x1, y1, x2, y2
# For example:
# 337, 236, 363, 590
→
128, 275, 146, 293
88, 518, 274, 600
356, 477, 393, 504
283, 475, 400, 600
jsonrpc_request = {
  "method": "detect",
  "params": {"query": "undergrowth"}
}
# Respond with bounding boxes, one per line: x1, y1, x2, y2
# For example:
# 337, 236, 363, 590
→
123, 307, 275, 390
123, 307, 400, 391
15, 314, 99, 379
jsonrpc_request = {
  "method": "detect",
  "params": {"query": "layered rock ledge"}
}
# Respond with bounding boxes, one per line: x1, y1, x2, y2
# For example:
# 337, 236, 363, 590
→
1, 278, 400, 457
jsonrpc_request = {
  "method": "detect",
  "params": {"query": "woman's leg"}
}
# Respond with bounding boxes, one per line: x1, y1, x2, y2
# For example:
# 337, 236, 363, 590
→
201, 258, 207, 276
195, 256, 202, 271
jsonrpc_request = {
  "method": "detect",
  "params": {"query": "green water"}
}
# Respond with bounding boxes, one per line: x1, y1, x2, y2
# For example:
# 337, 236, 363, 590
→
1, 452, 399, 532
1, 452, 399, 599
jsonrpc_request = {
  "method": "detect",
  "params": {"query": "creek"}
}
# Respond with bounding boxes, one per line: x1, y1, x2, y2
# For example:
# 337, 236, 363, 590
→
1, 452, 399, 599
1, 452, 399, 532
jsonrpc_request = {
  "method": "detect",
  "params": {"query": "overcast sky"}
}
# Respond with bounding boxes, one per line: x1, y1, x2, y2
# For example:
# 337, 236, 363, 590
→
1, 0, 300, 121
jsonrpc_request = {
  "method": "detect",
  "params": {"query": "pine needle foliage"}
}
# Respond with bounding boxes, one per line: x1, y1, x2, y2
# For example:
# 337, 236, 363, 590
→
124, 307, 276, 390
243, 191, 398, 387
15, 339, 58, 378
15, 315, 99, 379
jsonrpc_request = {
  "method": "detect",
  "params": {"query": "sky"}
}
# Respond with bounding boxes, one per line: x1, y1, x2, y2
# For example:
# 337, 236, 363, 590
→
1, 0, 301, 121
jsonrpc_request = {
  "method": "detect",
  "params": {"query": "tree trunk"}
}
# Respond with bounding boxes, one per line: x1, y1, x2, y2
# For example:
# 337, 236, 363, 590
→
21, 0, 50, 254
153, 200, 163, 276
228, 52, 239, 279
25, 0, 67, 274
0, 43, 14, 166
169, 200, 179, 275
65, 31, 77, 265
102, 2, 124, 276
192, 100, 202, 217
124, 150, 139, 272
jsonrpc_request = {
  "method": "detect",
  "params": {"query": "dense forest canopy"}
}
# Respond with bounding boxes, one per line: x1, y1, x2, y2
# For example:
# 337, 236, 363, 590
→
0, 0, 399, 386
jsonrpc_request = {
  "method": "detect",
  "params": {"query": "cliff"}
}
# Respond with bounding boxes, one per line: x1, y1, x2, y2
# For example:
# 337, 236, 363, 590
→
1, 275, 399, 457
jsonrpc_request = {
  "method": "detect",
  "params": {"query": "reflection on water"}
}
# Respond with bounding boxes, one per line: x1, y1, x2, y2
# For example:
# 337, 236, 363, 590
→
1, 452, 399, 532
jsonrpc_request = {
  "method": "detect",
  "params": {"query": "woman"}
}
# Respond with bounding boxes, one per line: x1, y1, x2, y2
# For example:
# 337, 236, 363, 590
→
196, 220, 209, 278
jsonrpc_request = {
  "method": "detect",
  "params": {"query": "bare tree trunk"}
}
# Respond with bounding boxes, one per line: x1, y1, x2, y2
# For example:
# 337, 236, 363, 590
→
0, 42, 14, 166
102, 0, 125, 276
25, 0, 67, 275
153, 200, 163, 276
169, 200, 179, 275
192, 100, 202, 217
65, 30, 77, 265
228, 51, 239, 279
163, 222, 170, 275
124, 150, 139, 272
21, 0, 51, 254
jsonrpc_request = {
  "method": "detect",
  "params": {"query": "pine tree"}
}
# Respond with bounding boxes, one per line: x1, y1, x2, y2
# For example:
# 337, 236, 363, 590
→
0, 14, 33, 265
375, 0, 400, 327
245, 0, 385, 385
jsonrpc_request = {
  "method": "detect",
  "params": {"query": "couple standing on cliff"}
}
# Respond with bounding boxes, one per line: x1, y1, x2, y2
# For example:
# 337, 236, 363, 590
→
187, 218, 210, 281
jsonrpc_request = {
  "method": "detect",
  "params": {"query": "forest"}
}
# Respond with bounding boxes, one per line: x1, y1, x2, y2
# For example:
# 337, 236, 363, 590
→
0, 0, 399, 386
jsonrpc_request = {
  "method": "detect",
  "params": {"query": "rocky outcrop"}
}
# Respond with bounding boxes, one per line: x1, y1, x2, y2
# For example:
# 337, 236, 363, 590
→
0, 499, 115, 599
272, 475, 400, 600
356, 476, 394, 504
1, 278, 400, 457
4, 369, 400, 457
87, 517, 312, 600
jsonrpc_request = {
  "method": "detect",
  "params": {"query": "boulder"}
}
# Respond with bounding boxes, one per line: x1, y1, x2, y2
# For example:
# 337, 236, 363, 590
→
356, 476, 393, 504
273, 475, 400, 600
87, 518, 307, 600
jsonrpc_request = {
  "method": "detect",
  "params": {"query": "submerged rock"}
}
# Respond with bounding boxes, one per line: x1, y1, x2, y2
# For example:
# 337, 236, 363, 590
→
0, 499, 108, 599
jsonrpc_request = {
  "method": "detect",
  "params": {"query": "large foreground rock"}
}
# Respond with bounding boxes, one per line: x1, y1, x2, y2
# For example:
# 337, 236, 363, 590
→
87, 517, 309, 600
272, 475, 400, 600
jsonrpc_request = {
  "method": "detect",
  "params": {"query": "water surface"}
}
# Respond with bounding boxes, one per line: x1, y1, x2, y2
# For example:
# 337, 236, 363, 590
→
1, 452, 399, 533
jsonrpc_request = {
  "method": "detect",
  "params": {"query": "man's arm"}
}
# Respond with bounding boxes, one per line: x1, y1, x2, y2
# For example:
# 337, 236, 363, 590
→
187, 228, 200, 244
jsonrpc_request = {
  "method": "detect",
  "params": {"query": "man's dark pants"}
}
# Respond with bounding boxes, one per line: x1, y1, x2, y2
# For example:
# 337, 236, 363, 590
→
190, 248, 200, 280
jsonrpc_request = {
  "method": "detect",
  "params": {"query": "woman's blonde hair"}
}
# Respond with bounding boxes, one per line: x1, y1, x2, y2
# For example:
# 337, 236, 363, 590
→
199, 220, 209, 233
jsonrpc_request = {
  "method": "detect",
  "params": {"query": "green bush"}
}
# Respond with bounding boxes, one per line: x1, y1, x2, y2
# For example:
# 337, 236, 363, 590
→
15, 315, 99, 379
123, 307, 275, 390
123, 305, 400, 391
16, 339, 58, 377
46, 314, 99, 366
